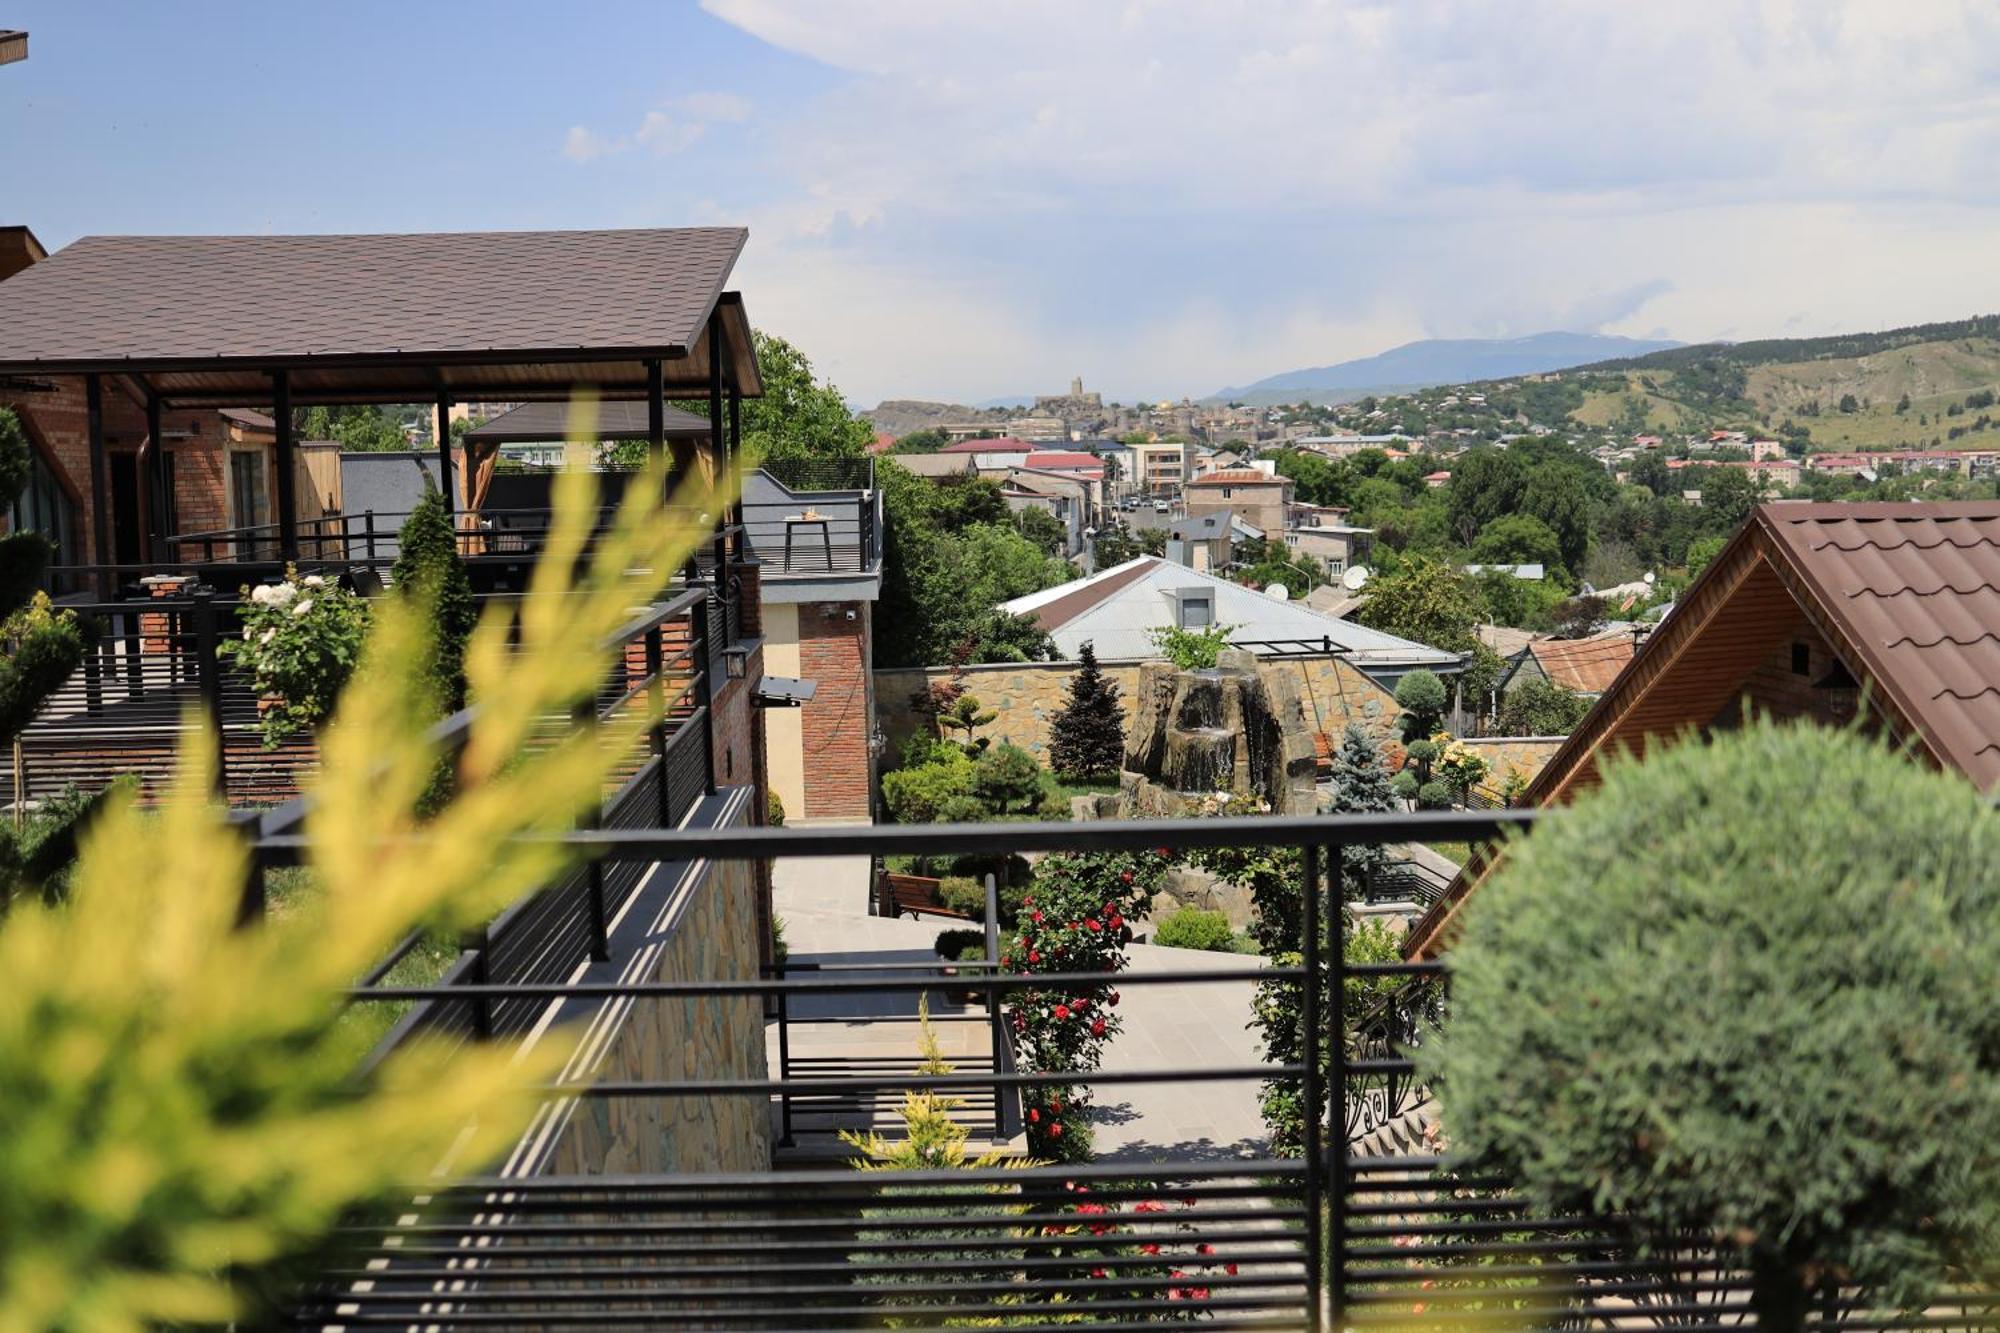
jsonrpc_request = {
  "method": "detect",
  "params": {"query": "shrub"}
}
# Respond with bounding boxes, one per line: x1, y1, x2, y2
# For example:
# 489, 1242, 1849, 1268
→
1389, 769, 1419, 803
1426, 721, 2000, 1329
771, 914, 789, 969
1047, 641, 1126, 780
766, 789, 786, 826
1497, 677, 1591, 736
1034, 789, 1071, 821
1147, 622, 1237, 670
972, 742, 1045, 814
1415, 779, 1456, 809
389, 483, 475, 715
1152, 906, 1236, 952
881, 755, 976, 823
936, 793, 988, 823
897, 733, 960, 770
933, 927, 986, 959
937, 876, 987, 919
219, 570, 372, 747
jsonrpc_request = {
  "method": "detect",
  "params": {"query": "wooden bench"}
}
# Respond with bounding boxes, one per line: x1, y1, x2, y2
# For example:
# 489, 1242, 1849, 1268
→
878, 871, 976, 921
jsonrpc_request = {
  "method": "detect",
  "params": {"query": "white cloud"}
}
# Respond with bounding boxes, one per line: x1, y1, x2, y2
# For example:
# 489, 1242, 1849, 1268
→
563, 91, 756, 163
690, 0, 2000, 403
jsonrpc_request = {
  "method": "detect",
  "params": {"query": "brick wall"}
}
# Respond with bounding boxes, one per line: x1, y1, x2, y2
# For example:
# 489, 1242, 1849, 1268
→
708, 643, 763, 792
4, 376, 233, 563
797, 600, 874, 819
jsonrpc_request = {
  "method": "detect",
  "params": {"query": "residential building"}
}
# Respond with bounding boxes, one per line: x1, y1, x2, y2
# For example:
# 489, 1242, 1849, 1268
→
1164, 512, 1235, 572
1002, 467, 1093, 556
1411, 500, 2000, 953
938, 436, 1033, 454
999, 555, 1459, 679
1185, 466, 1294, 536
1126, 439, 1190, 494
884, 452, 978, 480
1285, 521, 1371, 579
1502, 630, 1637, 700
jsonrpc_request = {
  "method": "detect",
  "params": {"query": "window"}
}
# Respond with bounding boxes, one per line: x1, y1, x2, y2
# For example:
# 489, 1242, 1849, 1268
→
229, 448, 272, 558
1219, 487, 1233, 498
1790, 642, 1811, 676
9, 441, 82, 594
1176, 591, 1213, 629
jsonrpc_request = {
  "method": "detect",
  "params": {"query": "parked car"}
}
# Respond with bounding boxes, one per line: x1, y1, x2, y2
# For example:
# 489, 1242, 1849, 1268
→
1153, 498, 1170, 513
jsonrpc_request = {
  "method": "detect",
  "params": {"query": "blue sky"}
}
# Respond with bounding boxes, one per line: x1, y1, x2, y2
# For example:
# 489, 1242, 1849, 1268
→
6, 2, 2000, 405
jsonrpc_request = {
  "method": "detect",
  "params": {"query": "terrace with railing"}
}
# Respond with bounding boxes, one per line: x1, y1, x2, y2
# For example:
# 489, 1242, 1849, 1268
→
263, 807, 2000, 1331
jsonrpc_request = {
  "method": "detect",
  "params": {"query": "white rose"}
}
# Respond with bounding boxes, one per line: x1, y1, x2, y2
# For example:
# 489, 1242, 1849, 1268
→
250, 584, 275, 605
292, 599, 314, 616
260, 628, 277, 645
302, 574, 325, 587
270, 583, 298, 605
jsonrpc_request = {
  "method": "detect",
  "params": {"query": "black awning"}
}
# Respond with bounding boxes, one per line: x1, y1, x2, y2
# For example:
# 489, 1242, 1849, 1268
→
755, 675, 817, 708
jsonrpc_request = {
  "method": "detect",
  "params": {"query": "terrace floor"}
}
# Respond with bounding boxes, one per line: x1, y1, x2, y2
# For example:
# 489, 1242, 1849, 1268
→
769, 853, 1270, 1161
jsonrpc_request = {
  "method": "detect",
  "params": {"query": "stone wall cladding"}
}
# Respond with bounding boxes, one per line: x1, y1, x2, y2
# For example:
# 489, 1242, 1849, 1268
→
542, 826, 772, 1177
798, 600, 873, 819
1457, 736, 1567, 790
876, 656, 1403, 761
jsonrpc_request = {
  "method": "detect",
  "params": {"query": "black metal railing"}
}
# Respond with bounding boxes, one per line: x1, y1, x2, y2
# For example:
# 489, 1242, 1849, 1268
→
257, 809, 2000, 1329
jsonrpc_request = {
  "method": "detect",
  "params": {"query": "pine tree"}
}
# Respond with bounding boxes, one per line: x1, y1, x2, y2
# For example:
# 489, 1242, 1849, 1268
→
1328, 724, 1393, 897
1047, 641, 1125, 781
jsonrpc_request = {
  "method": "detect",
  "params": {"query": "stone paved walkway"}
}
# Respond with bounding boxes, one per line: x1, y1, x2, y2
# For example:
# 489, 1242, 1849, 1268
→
771, 855, 1271, 1160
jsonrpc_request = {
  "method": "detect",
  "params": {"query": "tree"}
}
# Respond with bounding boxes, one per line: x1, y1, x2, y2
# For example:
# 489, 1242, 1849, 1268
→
1354, 555, 1484, 654
0, 409, 89, 905
1469, 514, 1562, 569
1393, 670, 1447, 742
1444, 447, 1527, 544
957, 609, 1056, 665
725, 331, 876, 462
1014, 505, 1067, 555
972, 743, 1045, 814
1428, 721, 2000, 1331
1700, 464, 1763, 535
1092, 520, 1141, 568
1047, 641, 1125, 781
892, 427, 949, 454
1838, 392, 1860, 413
957, 523, 1071, 610
390, 483, 476, 715
1627, 449, 1673, 497
299, 404, 409, 452
1518, 465, 1593, 575
1685, 532, 1728, 582
1549, 593, 1606, 639
1496, 677, 1590, 735
1234, 538, 1323, 597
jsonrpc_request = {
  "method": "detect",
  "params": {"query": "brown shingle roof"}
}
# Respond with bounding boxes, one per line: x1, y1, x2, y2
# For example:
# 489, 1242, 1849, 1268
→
0, 228, 759, 406
464, 399, 711, 444
1761, 501, 2000, 790
1189, 468, 1285, 486
1525, 632, 1635, 694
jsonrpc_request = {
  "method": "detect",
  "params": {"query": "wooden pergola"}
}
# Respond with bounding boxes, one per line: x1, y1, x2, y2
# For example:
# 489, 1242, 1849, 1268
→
0, 227, 764, 569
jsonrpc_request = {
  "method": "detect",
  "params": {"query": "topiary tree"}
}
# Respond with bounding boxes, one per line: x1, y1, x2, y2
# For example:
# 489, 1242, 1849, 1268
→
1047, 641, 1125, 782
1426, 720, 2000, 1330
1393, 669, 1447, 742
1497, 676, 1591, 736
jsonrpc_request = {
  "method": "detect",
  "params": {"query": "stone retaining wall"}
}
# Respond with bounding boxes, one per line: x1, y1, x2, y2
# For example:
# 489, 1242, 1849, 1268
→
876, 656, 1404, 763
1457, 735, 1566, 791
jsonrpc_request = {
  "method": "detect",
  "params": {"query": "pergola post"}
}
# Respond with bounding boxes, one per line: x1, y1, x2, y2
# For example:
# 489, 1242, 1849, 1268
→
707, 312, 725, 492
85, 373, 111, 596
271, 370, 299, 563
646, 357, 667, 480
143, 391, 169, 564
435, 389, 455, 516
728, 377, 742, 525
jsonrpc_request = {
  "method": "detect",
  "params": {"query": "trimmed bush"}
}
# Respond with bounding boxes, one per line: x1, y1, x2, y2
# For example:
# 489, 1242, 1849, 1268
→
1426, 721, 2000, 1329
1393, 669, 1447, 741
880, 756, 976, 823
933, 927, 985, 959
972, 742, 1044, 815
937, 876, 987, 919
766, 790, 786, 827
1151, 906, 1236, 952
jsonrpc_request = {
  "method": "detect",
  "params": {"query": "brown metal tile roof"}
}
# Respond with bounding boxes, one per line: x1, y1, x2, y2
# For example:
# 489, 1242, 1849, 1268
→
1760, 500, 2000, 791
1525, 631, 1636, 695
463, 399, 711, 444
0, 228, 760, 406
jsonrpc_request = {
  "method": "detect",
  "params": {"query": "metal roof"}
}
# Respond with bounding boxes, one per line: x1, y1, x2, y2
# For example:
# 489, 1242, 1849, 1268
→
0, 227, 760, 406
1002, 556, 1460, 668
464, 399, 711, 443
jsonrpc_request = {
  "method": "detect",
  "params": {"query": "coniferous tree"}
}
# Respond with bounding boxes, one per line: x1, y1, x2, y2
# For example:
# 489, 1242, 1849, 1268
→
391, 482, 476, 812
1047, 641, 1125, 781
1328, 723, 1394, 896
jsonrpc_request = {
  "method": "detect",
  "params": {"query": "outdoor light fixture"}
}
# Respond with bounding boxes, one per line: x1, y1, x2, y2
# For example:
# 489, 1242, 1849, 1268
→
723, 646, 749, 680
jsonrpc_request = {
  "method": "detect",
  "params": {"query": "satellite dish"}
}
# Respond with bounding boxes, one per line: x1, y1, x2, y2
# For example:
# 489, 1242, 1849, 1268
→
1264, 582, 1290, 600
1342, 564, 1372, 591
1643, 570, 1656, 585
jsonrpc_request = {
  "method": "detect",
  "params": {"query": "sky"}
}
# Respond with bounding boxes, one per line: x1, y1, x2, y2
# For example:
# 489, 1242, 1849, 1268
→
5, 1, 2000, 406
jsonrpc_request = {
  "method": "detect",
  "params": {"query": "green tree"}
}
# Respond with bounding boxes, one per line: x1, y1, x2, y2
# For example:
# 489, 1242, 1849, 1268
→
723, 331, 875, 462
1469, 514, 1562, 569
1627, 450, 1672, 497
956, 609, 1056, 665
1013, 505, 1067, 555
390, 483, 476, 715
1046, 641, 1125, 782
1518, 465, 1592, 574
1699, 464, 1763, 535
1838, 392, 1859, 413
1685, 532, 1728, 581
1444, 448, 1527, 545
1355, 555, 1484, 654
1496, 677, 1590, 735
972, 743, 1046, 814
299, 405, 409, 452
958, 523, 1071, 611
1428, 721, 2000, 1331
1393, 669, 1448, 742
1234, 538, 1323, 597
892, 427, 949, 454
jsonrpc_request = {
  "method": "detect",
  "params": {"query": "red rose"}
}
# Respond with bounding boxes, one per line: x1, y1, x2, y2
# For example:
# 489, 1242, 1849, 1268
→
1032, 911, 1044, 924
1225, 1262, 1240, 1276
1028, 1108, 1040, 1123
1050, 1123, 1064, 1138
1091, 1018, 1106, 1036
1120, 871, 1134, 884
1054, 1005, 1071, 1020
1108, 991, 1121, 1006
1086, 918, 1102, 932
1029, 950, 1042, 963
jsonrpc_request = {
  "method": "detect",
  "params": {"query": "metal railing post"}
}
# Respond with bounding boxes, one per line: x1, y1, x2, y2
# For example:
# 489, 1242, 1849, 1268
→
775, 966, 795, 1148
647, 624, 670, 826
691, 595, 715, 795
464, 927, 492, 1038
191, 589, 228, 799
985, 872, 1005, 1139
1304, 841, 1329, 1333
364, 510, 377, 563
576, 692, 610, 963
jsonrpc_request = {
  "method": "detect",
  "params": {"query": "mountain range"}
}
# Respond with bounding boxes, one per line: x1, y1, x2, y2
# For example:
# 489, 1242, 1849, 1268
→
1211, 332, 1685, 405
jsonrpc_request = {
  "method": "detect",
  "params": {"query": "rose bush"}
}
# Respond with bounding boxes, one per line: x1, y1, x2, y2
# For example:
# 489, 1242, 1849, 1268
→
1004, 848, 1170, 1160
219, 570, 371, 747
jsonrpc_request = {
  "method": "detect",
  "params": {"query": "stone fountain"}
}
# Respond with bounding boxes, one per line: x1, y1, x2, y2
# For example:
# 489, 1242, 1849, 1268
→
1117, 648, 1319, 819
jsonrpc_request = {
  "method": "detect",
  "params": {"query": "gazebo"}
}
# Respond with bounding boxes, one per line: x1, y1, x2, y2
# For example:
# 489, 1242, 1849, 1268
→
0, 226, 763, 573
